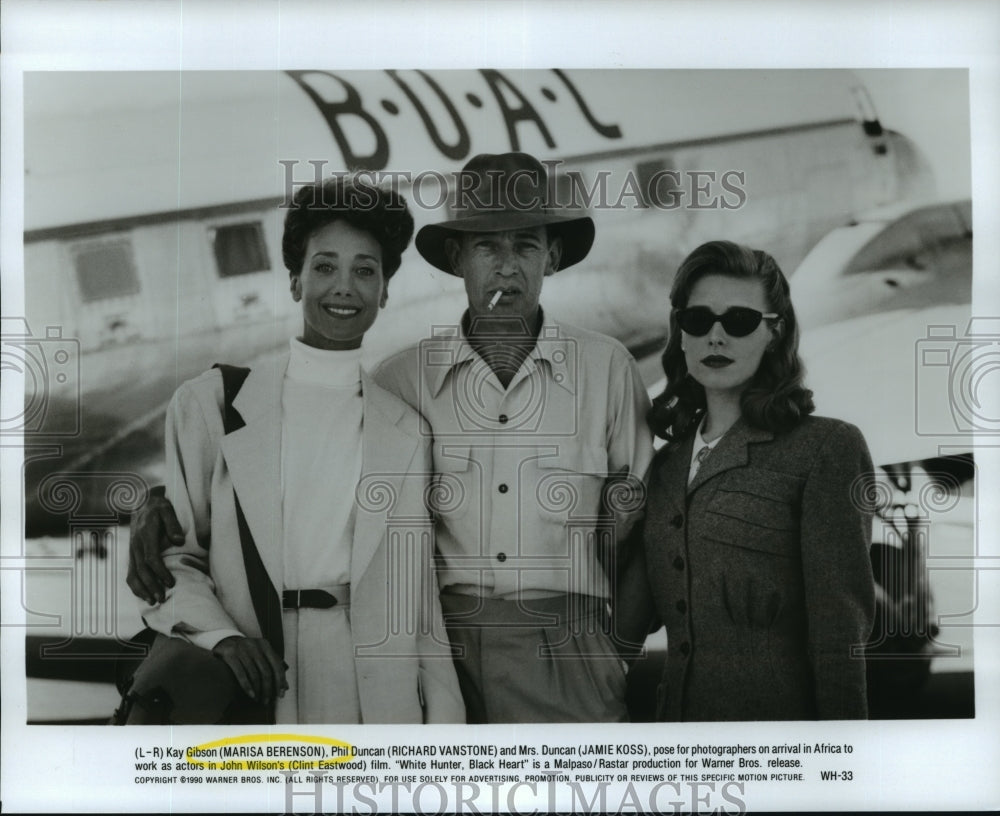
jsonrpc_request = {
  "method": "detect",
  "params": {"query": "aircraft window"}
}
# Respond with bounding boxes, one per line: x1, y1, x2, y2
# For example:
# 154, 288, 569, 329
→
211, 222, 270, 278
71, 238, 141, 302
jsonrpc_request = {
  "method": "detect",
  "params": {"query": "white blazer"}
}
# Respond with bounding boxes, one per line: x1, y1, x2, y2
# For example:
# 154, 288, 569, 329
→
144, 352, 465, 724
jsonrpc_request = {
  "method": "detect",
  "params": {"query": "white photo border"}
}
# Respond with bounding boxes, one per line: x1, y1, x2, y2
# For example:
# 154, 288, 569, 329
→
2, 1, 999, 812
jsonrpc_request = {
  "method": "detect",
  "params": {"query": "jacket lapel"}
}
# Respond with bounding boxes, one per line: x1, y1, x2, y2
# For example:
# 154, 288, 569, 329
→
658, 434, 695, 517
352, 372, 419, 587
221, 353, 288, 594
687, 417, 773, 495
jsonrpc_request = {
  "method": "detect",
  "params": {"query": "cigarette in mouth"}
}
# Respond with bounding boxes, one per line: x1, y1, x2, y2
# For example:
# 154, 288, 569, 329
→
487, 291, 502, 311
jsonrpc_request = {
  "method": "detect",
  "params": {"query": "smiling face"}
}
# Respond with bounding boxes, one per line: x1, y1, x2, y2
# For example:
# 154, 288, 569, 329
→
682, 274, 776, 400
292, 219, 386, 350
446, 227, 561, 326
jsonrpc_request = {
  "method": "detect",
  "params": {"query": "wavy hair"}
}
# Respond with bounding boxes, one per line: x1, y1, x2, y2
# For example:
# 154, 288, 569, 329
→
648, 240, 814, 445
282, 175, 414, 282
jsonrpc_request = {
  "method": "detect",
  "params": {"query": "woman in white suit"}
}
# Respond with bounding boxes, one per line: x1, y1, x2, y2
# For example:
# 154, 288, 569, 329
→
141, 177, 464, 724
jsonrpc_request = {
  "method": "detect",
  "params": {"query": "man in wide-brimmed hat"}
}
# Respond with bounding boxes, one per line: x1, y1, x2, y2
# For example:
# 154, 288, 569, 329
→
375, 152, 653, 723
127, 152, 652, 723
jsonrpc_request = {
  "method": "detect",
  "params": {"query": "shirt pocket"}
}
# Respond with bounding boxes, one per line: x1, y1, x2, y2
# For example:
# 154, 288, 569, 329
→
535, 444, 608, 522
700, 469, 803, 557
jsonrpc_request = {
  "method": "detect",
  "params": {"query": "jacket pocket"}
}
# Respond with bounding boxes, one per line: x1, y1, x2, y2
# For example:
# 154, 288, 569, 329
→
701, 468, 803, 553
700, 509, 799, 558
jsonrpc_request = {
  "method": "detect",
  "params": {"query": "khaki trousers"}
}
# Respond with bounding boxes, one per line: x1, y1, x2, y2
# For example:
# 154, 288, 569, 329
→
440, 593, 628, 724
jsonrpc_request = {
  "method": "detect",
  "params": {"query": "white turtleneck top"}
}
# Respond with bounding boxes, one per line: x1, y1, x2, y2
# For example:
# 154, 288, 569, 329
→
280, 338, 363, 590
277, 338, 365, 722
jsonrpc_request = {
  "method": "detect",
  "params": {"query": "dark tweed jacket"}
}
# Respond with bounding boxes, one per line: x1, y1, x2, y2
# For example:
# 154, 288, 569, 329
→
641, 415, 876, 721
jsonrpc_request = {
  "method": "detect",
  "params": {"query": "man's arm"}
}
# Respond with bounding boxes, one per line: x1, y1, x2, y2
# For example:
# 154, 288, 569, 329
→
127, 488, 184, 605
611, 524, 659, 662
604, 346, 654, 542
141, 380, 240, 639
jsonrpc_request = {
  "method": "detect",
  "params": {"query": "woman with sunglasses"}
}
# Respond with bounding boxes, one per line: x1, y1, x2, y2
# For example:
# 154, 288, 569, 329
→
624, 240, 876, 721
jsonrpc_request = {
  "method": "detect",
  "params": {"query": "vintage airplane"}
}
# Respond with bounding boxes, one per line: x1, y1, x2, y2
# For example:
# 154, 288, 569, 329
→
17, 68, 934, 535
12, 69, 973, 722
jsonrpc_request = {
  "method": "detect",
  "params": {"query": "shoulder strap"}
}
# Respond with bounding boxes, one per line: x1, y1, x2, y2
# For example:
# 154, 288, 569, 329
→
210, 363, 283, 673
212, 364, 251, 434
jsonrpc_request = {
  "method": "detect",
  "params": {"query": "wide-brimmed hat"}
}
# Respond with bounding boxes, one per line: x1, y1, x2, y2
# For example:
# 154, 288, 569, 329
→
415, 152, 595, 275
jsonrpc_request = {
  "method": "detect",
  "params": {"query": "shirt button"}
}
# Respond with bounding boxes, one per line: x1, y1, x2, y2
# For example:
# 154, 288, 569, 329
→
496, 552, 507, 562
498, 483, 508, 494
673, 556, 685, 570
675, 599, 687, 614
670, 514, 683, 529
498, 414, 508, 424
679, 641, 691, 657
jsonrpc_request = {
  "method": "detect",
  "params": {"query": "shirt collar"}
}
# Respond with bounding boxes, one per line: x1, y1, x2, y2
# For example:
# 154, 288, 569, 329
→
286, 337, 363, 389
422, 307, 577, 398
694, 415, 725, 452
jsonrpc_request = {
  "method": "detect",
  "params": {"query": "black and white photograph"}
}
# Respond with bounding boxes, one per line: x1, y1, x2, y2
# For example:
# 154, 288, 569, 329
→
2, 1, 998, 812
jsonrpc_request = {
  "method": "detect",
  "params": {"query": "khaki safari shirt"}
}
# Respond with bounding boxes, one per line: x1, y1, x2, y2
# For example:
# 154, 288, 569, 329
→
374, 312, 653, 600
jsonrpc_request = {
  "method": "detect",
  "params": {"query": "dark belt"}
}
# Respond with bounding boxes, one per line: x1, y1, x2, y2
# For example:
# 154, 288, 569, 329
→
282, 586, 350, 610
439, 591, 610, 627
